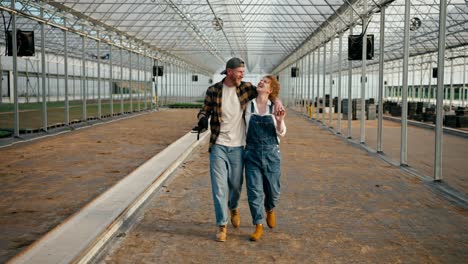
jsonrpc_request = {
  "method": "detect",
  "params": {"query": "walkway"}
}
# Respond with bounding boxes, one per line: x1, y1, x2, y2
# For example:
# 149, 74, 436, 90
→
0, 109, 198, 263
97, 111, 468, 263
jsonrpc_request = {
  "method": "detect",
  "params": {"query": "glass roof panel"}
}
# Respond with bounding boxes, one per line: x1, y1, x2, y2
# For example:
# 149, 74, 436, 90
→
0, 0, 465, 75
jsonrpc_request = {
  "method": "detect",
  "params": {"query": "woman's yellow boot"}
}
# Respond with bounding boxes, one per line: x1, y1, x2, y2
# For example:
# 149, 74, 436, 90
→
249, 224, 263, 241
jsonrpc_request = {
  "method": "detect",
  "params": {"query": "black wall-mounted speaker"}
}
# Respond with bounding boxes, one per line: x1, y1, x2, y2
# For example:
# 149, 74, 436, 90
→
291, 67, 298, 78
153, 65, 164, 76
348, 34, 374, 61
192, 75, 198, 82
7, 30, 35, 57
432, 67, 438, 78
276, 75, 279, 81
209, 78, 213, 84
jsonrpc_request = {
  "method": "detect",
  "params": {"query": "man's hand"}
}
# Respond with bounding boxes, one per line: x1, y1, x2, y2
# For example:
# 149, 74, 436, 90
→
198, 116, 208, 130
192, 116, 208, 140
273, 98, 285, 115
192, 116, 208, 132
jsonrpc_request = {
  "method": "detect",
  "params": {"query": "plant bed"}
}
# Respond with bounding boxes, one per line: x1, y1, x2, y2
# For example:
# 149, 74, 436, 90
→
167, 103, 203, 109
0, 130, 12, 138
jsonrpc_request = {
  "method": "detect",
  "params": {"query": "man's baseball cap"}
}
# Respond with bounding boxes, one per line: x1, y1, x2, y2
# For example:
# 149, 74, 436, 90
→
220, 57, 245, 74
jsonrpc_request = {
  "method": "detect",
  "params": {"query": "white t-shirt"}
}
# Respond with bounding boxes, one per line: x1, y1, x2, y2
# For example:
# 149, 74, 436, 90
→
216, 84, 246, 147
245, 99, 286, 143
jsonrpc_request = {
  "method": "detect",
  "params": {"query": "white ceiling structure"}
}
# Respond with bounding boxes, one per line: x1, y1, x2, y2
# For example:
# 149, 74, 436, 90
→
0, 0, 467, 76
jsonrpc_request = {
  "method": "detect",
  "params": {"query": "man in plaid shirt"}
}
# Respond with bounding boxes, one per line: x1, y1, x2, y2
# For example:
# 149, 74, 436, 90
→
196, 57, 284, 242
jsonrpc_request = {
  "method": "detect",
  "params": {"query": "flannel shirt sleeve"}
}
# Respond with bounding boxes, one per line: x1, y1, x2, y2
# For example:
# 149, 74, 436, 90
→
247, 83, 258, 100
197, 86, 215, 119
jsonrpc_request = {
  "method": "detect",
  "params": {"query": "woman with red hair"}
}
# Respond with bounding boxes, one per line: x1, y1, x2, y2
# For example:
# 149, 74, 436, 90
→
244, 75, 286, 241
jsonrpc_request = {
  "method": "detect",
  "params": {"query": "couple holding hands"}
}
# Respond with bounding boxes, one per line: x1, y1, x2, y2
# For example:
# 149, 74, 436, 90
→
194, 57, 286, 242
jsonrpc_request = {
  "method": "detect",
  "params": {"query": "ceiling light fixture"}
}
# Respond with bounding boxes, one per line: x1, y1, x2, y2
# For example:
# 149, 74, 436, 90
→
410, 17, 421, 31
212, 17, 223, 31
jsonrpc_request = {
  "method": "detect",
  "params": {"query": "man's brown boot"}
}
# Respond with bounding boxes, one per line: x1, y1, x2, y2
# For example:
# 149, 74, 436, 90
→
249, 224, 263, 241
230, 208, 240, 228
266, 210, 276, 228
216, 225, 227, 242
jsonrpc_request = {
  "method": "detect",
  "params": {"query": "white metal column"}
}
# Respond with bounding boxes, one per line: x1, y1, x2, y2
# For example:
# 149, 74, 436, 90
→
463, 48, 467, 107
120, 39, 124, 114
40, 7, 47, 131
109, 41, 114, 116
11, 0, 19, 137
306, 53, 310, 117
316, 47, 321, 120
360, 0, 368, 144
137, 52, 141, 111
322, 43, 327, 124
377, 6, 386, 153
434, 0, 448, 181
311, 51, 316, 119
347, 23, 353, 139
97, 33, 102, 118
400, 0, 411, 166
329, 38, 334, 127
337, 34, 343, 134
129, 48, 133, 111
64, 20, 69, 125
82, 28, 87, 120
449, 57, 454, 107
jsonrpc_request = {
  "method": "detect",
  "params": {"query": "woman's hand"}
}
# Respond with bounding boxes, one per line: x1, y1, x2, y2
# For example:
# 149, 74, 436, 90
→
275, 109, 286, 124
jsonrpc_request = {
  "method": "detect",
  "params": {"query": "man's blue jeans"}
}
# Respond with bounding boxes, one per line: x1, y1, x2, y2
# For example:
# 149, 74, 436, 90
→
209, 144, 244, 226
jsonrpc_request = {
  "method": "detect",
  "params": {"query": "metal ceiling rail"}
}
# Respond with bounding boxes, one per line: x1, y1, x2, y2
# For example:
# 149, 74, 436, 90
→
163, 0, 224, 65
273, 0, 467, 75
272, 0, 364, 74
39, 0, 212, 75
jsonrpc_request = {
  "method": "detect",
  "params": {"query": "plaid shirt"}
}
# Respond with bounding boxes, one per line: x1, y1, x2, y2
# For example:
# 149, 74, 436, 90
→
198, 78, 257, 151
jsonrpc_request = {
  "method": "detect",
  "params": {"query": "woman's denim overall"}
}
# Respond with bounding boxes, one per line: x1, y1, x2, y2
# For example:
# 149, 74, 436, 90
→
245, 102, 281, 225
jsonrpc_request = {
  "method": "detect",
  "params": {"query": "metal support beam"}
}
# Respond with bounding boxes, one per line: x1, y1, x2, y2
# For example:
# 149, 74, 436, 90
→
329, 37, 334, 127
316, 47, 321, 120
434, 0, 448, 181
377, 6, 386, 153
40, 6, 47, 131
82, 27, 87, 121
301, 57, 305, 113
360, 0, 368, 144
337, 34, 343, 134
164, 62, 168, 105
110, 39, 114, 116
137, 52, 141, 112
347, 20, 353, 139
97, 32, 102, 118
129, 47, 133, 112
120, 38, 124, 114
450, 56, 454, 107
322, 43, 327, 124
11, 0, 19, 137
463, 48, 467, 107
400, 0, 411, 166
311, 50, 316, 119
307, 52, 312, 118
64, 19, 69, 125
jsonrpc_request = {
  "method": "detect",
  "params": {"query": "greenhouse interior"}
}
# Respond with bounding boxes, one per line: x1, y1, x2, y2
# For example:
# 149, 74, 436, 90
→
0, 0, 467, 263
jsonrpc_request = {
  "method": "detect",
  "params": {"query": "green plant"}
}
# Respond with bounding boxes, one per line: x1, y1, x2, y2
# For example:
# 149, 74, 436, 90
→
0, 130, 12, 138
167, 103, 203, 108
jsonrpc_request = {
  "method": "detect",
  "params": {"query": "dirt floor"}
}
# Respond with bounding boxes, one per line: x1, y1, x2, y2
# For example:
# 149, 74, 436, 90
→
98, 111, 468, 264
294, 108, 468, 194
0, 108, 198, 263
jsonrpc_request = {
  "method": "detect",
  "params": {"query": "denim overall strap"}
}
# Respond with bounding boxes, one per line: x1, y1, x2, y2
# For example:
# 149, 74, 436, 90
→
246, 102, 278, 146
245, 101, 282, 225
